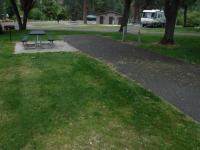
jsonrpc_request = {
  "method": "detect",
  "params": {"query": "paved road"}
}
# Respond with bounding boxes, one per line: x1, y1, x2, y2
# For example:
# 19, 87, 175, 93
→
64, 35, 200, 122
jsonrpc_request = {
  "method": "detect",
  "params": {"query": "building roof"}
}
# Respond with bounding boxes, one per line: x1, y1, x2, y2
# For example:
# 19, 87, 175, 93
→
87, 15, 96, 19
96, 11, 122, 16
143, 9, 163, 13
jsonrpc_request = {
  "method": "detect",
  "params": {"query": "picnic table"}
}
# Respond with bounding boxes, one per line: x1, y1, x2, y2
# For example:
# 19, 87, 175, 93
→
22, 30, 54, 49
4, 25, 15, 30
29, 30, 46, 47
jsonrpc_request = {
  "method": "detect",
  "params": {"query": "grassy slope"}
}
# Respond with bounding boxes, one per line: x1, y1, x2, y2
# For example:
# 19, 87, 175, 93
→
0, 32, 200, 149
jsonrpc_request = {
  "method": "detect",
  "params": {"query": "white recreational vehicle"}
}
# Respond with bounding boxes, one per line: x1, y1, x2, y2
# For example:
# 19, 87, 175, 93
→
141, 10, 166, 27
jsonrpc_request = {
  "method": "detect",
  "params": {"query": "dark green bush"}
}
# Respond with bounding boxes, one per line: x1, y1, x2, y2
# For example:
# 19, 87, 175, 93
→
187, 11, 200, 26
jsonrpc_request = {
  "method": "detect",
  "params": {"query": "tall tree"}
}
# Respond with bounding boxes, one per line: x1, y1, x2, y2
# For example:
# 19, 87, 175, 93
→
181, 0, 197, 27
161, 0, 180, 44
0, 0, 5, 33
119, 0, 132, 32
63, 0, 83, 20
10, 0, 37, 30
83, 0, 88, 24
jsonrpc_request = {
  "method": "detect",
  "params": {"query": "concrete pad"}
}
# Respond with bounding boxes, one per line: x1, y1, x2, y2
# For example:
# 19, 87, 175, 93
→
14, 41, 79, 54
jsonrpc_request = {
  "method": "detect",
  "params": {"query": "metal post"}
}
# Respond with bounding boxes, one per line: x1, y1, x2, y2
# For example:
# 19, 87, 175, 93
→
9, 30, 12, 41
137, 12, 143, 44
138, 27, 141, 43
122, 26, 127, 42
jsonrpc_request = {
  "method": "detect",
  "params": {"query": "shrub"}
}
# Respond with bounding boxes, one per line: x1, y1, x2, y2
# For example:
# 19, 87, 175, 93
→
29, 8, 46, 20
177, 10, 200, 27
187, 11, 200, 27
177, 12, 184, 25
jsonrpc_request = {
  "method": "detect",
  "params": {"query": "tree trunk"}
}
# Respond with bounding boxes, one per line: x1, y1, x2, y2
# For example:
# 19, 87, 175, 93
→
183, 5, 187, 27
83, 0, 87, 24
22, 9, 29, 30
119, 0, 132, 32
0, 24, 3, 34
160, 0, 179, 45
10, 0, 36, 30
133, 2, 140, 23
10, 0, 23, 30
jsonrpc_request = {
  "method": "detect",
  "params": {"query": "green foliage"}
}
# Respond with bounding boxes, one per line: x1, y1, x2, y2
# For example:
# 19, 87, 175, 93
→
41, 0, 66, 20
186, 11, 200, 26
0, 0, 6, 15
90, 0, 123, 13
63, 0, 123, 20
180, 0, 197, 7
64, 0, 84, 20
177, 10, 200, 27
193, 0, 200, 10
134, 0, 164, 9
57, 8, 67, 20
177, 11, 184, 25
0, 0, 14, 19
29, 8, 46, 20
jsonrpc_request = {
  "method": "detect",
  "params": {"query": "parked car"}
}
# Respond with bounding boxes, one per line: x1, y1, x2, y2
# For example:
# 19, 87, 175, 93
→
141, 9, 166, 27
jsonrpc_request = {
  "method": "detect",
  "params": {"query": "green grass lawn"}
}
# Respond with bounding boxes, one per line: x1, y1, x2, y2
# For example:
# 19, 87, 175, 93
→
0, 31, 200, 149
135, 34, 200, 64
142, 26, 200, 33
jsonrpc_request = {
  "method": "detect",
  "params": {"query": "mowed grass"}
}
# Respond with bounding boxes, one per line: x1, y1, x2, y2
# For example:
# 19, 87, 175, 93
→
142, 26, 200, 33
0, 31, 200, 149
136, 34, 200, 64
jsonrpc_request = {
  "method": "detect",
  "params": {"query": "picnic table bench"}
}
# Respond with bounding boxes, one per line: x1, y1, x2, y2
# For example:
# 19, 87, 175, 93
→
48, 36, 54, 47
21, 36, 28, 45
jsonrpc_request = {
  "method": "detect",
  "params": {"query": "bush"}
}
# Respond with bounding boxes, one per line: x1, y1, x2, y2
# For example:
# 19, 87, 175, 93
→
29, 8, 46, 20
177, 12, 184, 25
187, 11, 200, 27
177, 10, 200, 27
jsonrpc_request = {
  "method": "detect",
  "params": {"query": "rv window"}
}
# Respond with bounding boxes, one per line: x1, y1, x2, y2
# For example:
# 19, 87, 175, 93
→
143, 12, 151, 18
143, 12, 156, 19
151, 13, 156, 19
